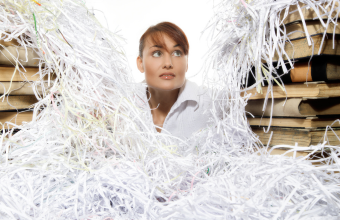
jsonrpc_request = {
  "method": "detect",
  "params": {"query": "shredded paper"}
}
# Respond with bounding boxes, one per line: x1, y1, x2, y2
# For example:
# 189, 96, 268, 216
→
0, 0, 339, 219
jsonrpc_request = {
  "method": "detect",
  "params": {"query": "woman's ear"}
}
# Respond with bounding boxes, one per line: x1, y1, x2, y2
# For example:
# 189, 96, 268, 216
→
137, 56, 144, 73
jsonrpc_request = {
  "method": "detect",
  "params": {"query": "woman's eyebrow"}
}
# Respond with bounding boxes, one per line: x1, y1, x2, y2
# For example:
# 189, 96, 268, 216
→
149, 45, 162, 49
149, 44, 180, 49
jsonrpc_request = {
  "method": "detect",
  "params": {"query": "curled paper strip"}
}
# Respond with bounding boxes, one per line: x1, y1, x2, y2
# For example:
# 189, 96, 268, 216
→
0, 0, 339, 219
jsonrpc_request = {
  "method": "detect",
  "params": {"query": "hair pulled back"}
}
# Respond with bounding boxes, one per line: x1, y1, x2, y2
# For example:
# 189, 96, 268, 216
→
139, 22, 189, 58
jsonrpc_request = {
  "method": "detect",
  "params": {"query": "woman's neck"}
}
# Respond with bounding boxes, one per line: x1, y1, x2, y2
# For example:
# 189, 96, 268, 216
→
147, 87, 180, 131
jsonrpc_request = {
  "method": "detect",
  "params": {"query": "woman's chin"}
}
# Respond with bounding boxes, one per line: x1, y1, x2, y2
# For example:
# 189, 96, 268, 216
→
148, 79, 184, 91
152, 83, 181, 91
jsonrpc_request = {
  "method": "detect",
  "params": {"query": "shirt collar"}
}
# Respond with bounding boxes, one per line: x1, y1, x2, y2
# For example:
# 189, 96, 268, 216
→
172, 79, 200, 110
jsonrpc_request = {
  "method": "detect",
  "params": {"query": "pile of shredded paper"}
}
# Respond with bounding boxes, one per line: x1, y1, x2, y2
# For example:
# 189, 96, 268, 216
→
0, 0, 339, 219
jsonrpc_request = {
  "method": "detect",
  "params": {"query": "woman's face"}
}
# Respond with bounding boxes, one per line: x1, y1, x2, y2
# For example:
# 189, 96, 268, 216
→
137, 34, 188, 91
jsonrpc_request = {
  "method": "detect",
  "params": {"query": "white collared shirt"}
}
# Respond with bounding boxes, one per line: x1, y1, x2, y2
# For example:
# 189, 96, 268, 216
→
135, 79, 213, 140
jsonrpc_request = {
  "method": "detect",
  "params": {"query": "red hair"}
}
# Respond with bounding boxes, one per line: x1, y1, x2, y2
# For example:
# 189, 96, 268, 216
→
139, 22, 189, 57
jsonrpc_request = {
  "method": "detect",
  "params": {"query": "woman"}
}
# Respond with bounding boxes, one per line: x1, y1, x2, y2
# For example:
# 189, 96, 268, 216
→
136, 22, 212, 140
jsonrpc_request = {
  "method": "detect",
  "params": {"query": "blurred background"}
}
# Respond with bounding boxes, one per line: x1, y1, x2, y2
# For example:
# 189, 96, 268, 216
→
85, 0, 216, 85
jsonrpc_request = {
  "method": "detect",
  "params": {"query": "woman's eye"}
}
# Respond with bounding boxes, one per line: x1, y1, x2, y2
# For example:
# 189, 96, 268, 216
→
152, 51, 162, 57
173, 50, 182, 57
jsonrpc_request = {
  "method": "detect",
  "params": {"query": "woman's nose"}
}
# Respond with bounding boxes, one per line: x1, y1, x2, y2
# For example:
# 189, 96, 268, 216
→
162, 54, 173, 69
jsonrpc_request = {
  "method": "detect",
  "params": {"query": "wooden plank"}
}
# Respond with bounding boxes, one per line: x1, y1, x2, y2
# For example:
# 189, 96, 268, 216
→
246, 83, 340, 100
252, 127, 312, 146
0, 66, 50, 81
299, 98, 340, 115
245, 83, 319, 99
311, 129, 340, 146
279, 2, 339, 25
0, 111, 33, 128
246, 98, 305, 117
0, 38, 20, 47
272, 34, 340, 61
318, 83, 340, 97
285, 20, 340, 40
0, 46, 40, 66
0, 82, 51, 95
248, 117, 340, 128
253, 126, 340, 146
0, 95, 38, 110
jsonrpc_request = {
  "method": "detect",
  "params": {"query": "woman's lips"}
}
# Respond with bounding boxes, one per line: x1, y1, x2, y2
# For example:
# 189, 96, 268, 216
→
160, 73, 175, 80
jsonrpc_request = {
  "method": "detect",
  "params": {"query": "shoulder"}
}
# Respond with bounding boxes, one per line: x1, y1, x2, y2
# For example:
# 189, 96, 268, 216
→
185, 80, 225, 120
186, 80, 211, 102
